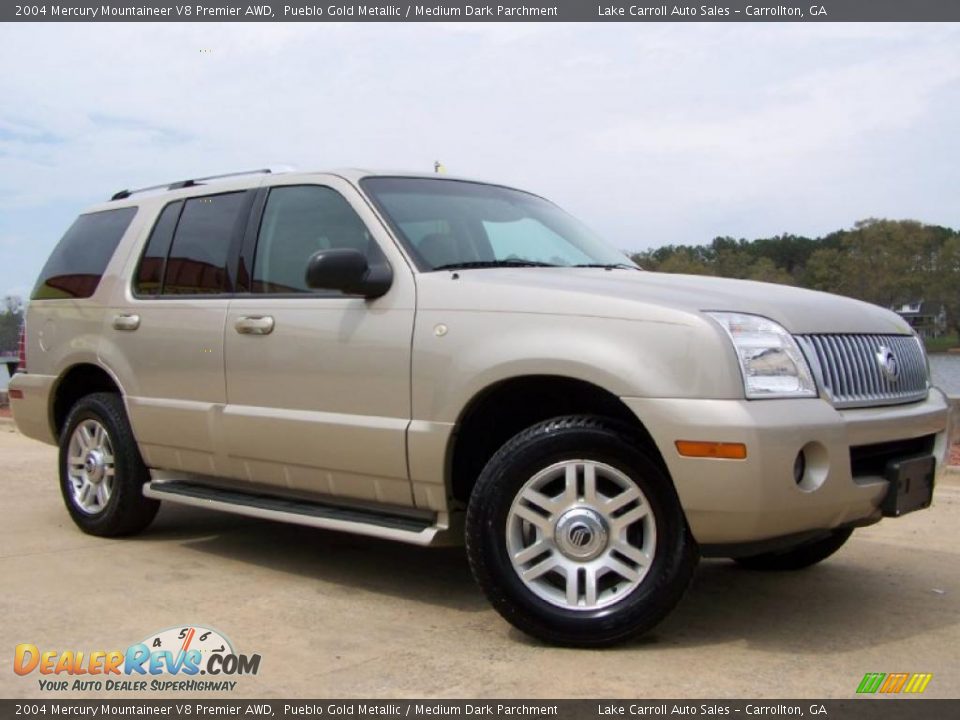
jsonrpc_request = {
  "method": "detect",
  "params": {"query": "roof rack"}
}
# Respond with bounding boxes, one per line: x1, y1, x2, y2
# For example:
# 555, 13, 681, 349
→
110, 168, 275, 201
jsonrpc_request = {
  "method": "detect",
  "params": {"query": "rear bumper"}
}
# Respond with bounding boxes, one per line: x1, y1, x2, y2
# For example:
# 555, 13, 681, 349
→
622, 389, 950, 546
8, 373, 57, 445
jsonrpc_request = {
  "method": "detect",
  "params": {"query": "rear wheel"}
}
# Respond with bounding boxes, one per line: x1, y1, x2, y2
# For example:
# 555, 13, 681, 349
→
466, 416, 697, 647
734, 528, 853, 571
59, 393, 159, 537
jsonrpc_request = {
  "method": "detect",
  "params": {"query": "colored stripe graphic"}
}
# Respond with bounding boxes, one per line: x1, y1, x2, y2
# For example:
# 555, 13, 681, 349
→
880, 673, 910, 693
903, 674, 934, 694
857, 673, 886, 694
857, 672, 932, 694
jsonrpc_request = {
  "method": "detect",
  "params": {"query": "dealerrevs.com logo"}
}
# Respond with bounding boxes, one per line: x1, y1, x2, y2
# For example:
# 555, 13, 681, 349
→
14, 625, 261, 692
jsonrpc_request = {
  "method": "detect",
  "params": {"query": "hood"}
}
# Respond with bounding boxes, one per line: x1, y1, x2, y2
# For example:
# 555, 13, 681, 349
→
415, 268, 913, 335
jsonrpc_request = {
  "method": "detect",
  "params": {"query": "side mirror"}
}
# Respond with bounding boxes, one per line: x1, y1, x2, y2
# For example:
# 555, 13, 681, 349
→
304, 248, 392, 299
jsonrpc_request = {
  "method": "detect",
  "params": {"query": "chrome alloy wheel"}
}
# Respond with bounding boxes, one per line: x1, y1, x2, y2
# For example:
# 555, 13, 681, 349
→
506, 460, 657, 610
66, 419, 116, 515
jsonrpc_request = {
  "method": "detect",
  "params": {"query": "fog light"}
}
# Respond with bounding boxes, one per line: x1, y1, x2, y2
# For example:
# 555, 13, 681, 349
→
795, 442, 828, 493
793, 451, 806, 485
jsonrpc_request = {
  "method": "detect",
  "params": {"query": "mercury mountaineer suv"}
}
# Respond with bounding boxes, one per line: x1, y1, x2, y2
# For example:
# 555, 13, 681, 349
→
10, 168, 950, 646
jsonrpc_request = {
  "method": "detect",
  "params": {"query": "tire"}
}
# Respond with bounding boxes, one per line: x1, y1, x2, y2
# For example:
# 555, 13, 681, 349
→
734, 528, 853, 571
59, 392, 159, 537
465, 415, 697, 647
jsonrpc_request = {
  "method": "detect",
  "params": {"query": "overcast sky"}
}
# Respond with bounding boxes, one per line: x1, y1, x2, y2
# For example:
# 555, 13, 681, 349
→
1, 22, 959, 299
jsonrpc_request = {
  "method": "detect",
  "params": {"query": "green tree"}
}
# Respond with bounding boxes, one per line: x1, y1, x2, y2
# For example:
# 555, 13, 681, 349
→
802, 247, 852, 295
745, 257, 795, 285
931, 235, 960, 337
654, 248, 715, 276
0, 296, 24, 352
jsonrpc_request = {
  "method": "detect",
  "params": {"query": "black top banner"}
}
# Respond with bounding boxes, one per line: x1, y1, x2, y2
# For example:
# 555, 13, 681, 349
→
5, 0, 960, 22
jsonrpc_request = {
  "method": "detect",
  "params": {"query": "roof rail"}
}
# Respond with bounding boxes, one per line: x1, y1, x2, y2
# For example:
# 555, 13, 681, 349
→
110, 168, 275, 201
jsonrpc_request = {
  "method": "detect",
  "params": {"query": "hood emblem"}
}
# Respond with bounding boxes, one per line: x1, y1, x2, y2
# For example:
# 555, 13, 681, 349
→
876, 346, 900, 383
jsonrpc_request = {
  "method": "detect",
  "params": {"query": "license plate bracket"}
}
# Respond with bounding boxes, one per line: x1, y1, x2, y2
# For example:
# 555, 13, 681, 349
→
882, 455, 935, 517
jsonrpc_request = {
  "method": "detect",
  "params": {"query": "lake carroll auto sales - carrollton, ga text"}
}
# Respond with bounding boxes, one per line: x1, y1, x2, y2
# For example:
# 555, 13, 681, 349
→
597, 5, 822, 17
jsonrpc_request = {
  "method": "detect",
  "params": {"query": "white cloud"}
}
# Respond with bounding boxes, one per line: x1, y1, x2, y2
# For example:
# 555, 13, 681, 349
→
0, 21, 958, 293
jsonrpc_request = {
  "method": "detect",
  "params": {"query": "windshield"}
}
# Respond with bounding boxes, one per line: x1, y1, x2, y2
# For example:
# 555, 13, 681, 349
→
360, 177, 636, 271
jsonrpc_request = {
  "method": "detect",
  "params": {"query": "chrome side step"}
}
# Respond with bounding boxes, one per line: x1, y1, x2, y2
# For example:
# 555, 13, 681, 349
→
143, 480, 448, 546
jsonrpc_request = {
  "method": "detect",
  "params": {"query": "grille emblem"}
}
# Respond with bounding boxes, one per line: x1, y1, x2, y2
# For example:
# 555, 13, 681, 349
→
876, 346, 900, 383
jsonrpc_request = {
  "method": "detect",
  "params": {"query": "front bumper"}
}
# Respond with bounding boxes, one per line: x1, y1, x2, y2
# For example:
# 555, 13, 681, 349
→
622, 389, 950, 546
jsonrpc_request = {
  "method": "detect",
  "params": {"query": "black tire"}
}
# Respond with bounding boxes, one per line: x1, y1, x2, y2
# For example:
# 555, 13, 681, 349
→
734, 528, 853, 571
59, 392, 159, 537
465, 415, 697, 647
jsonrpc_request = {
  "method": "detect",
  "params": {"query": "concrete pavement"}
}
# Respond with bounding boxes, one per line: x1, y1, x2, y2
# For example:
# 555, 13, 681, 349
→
1, 425, 958, 699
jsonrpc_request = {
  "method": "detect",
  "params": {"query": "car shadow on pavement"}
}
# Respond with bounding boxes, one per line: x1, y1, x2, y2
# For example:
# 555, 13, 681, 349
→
501, 550, 957, 652
142, 505, 958, 648
625, 555, 958, 653
143, 503, 487, 613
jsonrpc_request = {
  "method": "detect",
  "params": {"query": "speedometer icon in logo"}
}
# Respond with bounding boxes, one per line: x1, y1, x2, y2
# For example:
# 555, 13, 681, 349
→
143, 625, 234, 665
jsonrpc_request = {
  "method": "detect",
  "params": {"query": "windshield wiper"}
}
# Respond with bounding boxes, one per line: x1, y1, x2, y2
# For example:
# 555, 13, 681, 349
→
432, 260, 557, 271
571, 263, 641, 271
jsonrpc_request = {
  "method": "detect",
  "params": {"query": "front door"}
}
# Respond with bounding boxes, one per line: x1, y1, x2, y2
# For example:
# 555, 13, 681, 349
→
222, 178, 416, 507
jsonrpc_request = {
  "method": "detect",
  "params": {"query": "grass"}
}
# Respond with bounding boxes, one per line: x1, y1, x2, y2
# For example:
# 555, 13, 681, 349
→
925, 334, 959, 353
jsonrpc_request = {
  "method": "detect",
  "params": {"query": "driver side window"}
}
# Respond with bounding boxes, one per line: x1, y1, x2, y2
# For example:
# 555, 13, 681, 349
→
253, 185, 375, 294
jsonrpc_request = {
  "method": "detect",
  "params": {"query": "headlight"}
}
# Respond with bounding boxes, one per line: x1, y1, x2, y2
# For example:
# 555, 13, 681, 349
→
707, 312, 817, 399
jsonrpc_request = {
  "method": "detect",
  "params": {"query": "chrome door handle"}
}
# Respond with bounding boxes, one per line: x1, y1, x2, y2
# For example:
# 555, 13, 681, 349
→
234, 315, 275, 335
112, 314, 140, 331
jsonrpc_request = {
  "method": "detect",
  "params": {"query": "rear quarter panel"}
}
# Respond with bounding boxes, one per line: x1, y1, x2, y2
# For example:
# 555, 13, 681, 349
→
13, 203, 148, 443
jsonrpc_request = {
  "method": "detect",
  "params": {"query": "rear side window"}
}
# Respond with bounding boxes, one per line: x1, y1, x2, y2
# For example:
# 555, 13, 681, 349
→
158, 192, 247, 296
134, 201, 182, 296
32, 207, 137, 300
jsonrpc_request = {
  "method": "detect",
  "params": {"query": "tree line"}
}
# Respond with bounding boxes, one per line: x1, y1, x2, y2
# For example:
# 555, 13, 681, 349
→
0, 296, 24, 354
631, 219, 960, 337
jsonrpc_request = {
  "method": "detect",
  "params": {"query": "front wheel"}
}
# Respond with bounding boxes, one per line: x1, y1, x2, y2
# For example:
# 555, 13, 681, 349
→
465, 416, 697, 647
59, 392, 159, 537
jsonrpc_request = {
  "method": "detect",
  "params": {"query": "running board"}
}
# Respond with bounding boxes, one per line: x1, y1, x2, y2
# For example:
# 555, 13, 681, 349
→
143, 480, 447, 546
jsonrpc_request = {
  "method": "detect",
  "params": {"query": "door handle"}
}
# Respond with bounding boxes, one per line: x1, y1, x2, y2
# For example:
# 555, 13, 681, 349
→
112, 314, 140, 332
234, 315, 275, 335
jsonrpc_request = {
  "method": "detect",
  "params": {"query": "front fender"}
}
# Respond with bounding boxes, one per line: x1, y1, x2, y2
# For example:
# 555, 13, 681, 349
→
411, 310, 741, 425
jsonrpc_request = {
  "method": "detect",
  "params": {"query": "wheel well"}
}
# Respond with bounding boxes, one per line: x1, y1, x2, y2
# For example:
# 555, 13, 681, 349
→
52, 364, 121, 436
449, 375, 663, 505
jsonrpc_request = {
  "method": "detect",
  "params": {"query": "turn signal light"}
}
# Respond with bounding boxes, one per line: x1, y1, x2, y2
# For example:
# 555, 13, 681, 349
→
675, 440, 747, 460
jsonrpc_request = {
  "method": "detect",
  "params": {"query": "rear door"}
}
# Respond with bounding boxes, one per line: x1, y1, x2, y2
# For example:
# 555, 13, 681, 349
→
221, 177, 416, 506
101, 190, 255, 477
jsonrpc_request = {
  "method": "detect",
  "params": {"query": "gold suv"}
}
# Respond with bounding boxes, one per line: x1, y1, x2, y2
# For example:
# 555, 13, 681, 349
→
10, 168, 950, 646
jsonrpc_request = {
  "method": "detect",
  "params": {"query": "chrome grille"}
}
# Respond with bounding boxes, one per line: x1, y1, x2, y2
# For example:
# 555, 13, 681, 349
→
795, 334, 928, 409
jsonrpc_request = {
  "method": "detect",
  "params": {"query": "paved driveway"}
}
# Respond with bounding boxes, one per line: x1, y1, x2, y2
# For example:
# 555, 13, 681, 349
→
1, 425, 957, 699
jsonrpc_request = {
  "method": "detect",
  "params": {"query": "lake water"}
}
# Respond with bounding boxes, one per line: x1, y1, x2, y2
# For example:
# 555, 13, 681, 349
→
930, 354, 960, 397
3, 354, 960, 395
